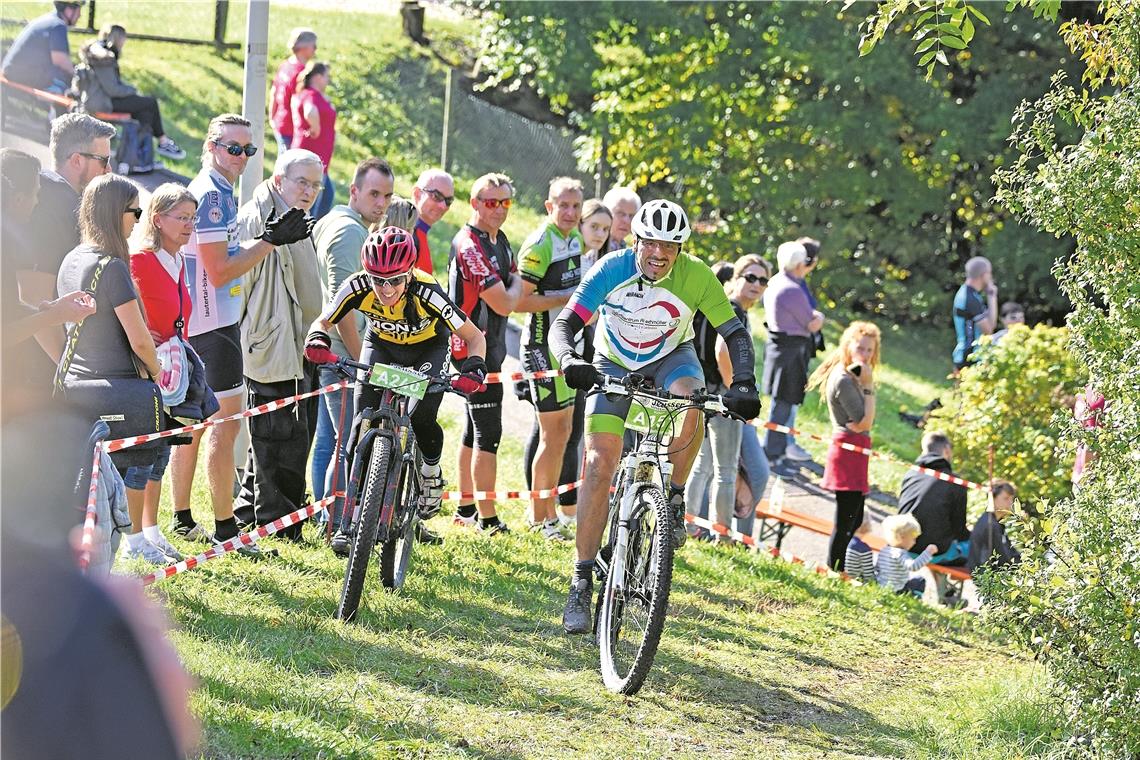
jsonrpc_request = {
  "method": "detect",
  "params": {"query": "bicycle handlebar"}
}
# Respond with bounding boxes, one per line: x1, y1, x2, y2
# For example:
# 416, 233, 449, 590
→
594, 372, 733, 418
324, 355, 464, 395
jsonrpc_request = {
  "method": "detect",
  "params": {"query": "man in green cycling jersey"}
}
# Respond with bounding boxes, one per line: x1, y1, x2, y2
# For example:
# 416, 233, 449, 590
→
548, 199, 762, 634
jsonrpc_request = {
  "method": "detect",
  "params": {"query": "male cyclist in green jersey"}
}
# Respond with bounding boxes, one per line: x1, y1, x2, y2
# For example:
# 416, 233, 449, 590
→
548, 200, 762, 634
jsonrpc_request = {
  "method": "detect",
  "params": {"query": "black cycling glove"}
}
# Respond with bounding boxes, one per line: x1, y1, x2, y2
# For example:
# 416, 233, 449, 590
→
261, 207, 316, 246
561, 356, 601, 391
724, 378, 761, 420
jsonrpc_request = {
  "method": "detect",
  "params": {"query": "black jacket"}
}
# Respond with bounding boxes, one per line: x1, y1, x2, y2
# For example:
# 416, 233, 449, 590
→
897, 453, 969, 556
967, 512, 1020, 573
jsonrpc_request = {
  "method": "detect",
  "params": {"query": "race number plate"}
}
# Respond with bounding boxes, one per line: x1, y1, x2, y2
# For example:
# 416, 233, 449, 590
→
367, 363, 430, 400
624, 397, 687, 440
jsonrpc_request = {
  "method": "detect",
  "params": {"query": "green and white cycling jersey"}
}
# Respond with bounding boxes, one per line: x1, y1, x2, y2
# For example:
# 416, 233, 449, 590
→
517, 221, 584, 346
566, 248, 738, 370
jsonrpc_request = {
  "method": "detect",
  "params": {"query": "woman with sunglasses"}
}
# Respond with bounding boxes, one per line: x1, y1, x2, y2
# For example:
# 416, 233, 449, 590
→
291, 60, 337, 220
56, 174, 172, 565
684, 254, 772, 540
305, 227, 489, 550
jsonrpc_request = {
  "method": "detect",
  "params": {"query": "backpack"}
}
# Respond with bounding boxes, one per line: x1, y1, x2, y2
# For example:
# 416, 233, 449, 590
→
113, 118, 155, 175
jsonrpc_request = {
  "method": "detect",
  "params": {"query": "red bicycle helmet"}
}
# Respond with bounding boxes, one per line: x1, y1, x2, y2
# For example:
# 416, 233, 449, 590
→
361, 226, 417, 277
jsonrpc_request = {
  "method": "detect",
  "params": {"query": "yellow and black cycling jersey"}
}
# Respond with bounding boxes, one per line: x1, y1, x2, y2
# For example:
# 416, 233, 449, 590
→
321, 269, 469, 345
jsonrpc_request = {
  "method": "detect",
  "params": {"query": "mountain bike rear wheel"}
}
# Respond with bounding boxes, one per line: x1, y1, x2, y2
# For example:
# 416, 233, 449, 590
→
597, 484, 674, 694
379, 452, 419, 590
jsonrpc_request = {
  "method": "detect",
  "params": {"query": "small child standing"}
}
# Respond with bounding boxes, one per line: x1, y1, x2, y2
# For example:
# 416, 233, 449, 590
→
844, 516, 876, 582
876, 513, 936, 597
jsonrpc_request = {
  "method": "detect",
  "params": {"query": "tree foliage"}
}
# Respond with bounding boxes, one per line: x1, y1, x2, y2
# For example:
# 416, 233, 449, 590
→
862, 2, 1140, 756
928, 325, 1085, 507
471, 1, 1078, 324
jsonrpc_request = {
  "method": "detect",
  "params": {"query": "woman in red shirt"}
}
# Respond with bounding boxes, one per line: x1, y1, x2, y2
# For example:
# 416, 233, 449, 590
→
269, 27, 317, 153
129, 182, 196, 556
291, 60, 337, 220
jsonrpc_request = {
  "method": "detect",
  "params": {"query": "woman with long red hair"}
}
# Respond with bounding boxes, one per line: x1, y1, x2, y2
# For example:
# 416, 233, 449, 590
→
807, 321, 881, 571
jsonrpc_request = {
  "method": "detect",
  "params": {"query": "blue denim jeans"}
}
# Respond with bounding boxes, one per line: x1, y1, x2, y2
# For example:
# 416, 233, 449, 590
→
319, 366, 354, 522
738, 423, 769, 535
121, 444, 171, 490
312, 172, 335, 221
763, 397, 796, 461
311, 395, 333, 502
787, 404, 799, 446
684, 414, 745, 537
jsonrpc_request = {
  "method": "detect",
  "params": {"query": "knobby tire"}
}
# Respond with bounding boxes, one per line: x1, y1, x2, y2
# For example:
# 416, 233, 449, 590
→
335, 435, 393, 622
379, 450, 419, 590
598, 484, 674, 695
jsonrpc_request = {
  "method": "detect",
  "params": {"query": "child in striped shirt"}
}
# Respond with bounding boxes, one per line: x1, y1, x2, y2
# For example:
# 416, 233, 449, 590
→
844, 516, 876, 582
876, 513, 936, 597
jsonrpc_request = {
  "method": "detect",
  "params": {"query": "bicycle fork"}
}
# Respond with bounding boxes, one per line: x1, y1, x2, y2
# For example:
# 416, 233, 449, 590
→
609, 456, 672, 593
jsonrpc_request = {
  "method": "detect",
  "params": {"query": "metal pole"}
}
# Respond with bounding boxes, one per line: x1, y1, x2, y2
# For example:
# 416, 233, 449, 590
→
239, 0, 270, 204
441, 67, 451, 171
214, 1, 230, 50
87, 0, 96, 32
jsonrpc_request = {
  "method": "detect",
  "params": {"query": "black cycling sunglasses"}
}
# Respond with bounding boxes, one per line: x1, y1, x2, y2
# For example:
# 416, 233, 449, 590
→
742, 273, 769, 285
215, 141, 258, 157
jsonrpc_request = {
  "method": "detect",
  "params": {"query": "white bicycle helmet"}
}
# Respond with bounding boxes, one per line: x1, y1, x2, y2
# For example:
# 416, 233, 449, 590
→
630, 199, 691, 244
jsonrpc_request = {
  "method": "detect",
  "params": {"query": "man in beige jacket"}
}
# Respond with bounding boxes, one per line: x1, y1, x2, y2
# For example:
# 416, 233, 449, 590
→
233, 148, 323, 540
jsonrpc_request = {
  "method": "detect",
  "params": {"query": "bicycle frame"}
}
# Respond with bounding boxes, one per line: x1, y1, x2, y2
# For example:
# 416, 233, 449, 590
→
341, 388, 414, 544
607, 432, 673, 594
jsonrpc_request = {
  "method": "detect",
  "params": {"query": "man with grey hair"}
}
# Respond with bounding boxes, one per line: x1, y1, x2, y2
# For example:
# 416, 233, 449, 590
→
16, 112, 115, 373
410, 167, 455, 274
602, 185, 641, 252
898, 429, 971, 575
168, 113, 312, 551
232, 148, 325, 541
762, 241, 825, 478
953, 255, 998, 370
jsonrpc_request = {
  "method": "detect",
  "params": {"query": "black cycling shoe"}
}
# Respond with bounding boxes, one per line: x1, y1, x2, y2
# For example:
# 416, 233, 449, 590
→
330, 529, 351, 557
416, 522, 443, 545
669, 486, 687, 548
562, 577, 593, 635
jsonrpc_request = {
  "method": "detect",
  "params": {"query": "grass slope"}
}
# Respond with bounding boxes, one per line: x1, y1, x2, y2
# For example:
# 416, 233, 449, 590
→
154, 518, 1056, 760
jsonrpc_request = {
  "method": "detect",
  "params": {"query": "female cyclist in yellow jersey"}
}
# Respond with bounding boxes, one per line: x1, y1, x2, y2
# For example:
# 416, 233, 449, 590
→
305, 227, 487, 542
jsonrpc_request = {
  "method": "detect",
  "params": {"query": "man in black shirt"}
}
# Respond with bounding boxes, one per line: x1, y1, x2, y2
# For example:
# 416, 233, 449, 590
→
897, 430, 970, 565
448, 173, 522, 533
16, 113, 115, 374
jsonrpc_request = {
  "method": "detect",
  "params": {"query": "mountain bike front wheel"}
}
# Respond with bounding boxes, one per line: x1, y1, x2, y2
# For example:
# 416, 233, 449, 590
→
597, 484, 674, 695
335, 435, 393, 622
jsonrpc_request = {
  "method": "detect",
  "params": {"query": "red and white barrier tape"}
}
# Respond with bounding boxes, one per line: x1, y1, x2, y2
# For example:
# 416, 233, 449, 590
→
757, 420, 987, 491
105, 380, 351, 451
140, 496, 335, 586
442, 479, 582, 502
76, 443, 102, 572
483, 369, 563, 385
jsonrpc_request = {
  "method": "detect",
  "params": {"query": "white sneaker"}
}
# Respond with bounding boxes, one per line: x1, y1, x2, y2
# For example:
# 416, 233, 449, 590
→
453, 512, 477, 528
785, 442, 815, 462
557, 511, 577, 528
419, 462, 444, 518
530, 518, 568, 542
148, 531, 184, 562
121, 537, 173, 566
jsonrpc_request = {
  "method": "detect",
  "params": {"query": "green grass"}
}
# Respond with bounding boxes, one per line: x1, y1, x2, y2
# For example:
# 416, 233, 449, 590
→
139, 511, 1059, 759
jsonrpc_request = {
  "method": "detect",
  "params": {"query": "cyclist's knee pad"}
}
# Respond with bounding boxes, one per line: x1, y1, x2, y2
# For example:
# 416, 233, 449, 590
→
467, 383, 503, 453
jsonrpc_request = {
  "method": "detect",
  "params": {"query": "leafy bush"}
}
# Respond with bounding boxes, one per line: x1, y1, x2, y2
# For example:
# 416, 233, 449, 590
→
928, 324, 1085, 508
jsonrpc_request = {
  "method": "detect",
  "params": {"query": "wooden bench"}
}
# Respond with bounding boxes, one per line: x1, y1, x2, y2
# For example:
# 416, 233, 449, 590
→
0, 74, 129, 141
753, 500, 972, 594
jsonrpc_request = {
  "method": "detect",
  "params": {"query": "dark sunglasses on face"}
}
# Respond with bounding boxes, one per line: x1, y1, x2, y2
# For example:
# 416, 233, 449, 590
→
215, 141, 258, 157
477, 197, 512, 209
78, 151, 111, 167
742, 273, 769, 285
425, 188, 454, 206
125, 206, 143, 221
370, 273, 408, 289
